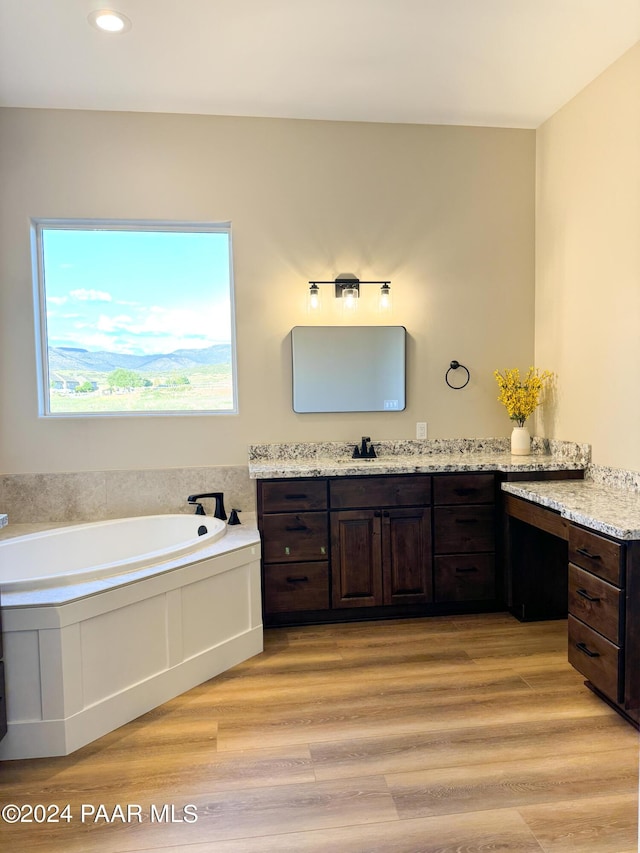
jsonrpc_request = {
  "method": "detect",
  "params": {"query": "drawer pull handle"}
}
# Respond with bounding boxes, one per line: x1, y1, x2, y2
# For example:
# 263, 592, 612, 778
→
285, 494, 308, 500
576, 547, 601, 561
285, 523, 308, 532
456, 567, 478, 573
455, 518, 477, 524
286, 576, 309, 583
576, 588, 601, 603
576, 641, 600, 658
454, 488, 475, 496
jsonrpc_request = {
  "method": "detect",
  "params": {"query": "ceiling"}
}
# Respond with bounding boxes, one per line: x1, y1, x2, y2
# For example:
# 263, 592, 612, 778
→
1, 0, 639, 128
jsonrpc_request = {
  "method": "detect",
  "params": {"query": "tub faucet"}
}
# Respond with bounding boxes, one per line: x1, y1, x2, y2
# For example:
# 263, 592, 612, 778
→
186, 492, 227, 520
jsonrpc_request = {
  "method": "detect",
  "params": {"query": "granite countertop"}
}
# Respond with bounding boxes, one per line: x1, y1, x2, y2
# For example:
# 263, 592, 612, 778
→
502, 480, 640, 540
248, 438, 589, 480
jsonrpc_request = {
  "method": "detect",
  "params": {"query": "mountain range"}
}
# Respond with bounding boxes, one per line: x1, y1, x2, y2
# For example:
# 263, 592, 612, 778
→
48, 344, 232, 374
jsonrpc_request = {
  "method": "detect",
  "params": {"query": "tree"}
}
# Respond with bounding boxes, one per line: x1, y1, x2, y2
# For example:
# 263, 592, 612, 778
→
107, 368, 145, 390
76, 381, 94, 393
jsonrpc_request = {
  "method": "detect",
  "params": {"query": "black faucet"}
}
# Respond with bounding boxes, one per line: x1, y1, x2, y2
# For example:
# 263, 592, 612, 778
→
352, 436, 377, 459
186, 492, 227, 520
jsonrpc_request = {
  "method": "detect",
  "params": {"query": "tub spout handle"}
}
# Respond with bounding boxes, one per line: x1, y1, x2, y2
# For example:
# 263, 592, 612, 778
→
187, 497, 206, 515
228, 508, 242, 525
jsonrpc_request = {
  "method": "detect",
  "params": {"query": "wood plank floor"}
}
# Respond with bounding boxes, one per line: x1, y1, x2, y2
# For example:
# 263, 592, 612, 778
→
0, 613, 638, 852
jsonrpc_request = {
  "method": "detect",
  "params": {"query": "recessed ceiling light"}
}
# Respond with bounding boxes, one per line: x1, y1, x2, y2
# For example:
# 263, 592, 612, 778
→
88, 9, 132, 34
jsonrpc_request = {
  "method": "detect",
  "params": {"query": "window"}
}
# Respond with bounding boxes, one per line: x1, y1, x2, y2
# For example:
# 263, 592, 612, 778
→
32, 220, 237, 416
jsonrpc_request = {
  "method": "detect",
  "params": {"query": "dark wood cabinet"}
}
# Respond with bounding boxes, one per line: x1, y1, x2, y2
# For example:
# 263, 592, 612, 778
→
258, 479, 330, 623
331, 505, 431, 608
433, 473, 496, 603
504, 490, 640, 727
567, 524, 628, 710
257, 469, 578, 627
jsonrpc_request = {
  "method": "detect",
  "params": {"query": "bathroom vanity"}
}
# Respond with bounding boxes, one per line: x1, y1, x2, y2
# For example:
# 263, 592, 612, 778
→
503, 479, 640, 726
250, 439, 587, 627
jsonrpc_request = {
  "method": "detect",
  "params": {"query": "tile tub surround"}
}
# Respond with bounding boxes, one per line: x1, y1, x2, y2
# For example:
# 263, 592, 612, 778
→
501, 476, 640, 540
0, 464, 255, 524
248, 438, 590, 479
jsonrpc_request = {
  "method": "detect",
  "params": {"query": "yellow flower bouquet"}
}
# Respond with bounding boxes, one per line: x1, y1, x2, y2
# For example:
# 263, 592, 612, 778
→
494, 367, 552, 427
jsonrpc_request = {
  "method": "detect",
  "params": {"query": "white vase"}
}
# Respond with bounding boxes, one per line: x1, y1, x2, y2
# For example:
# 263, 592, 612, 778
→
511, 425, 530, 456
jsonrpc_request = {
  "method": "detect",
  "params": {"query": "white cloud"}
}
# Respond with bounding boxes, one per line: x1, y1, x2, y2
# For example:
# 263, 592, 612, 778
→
70, 289, 113, 302
47, 295, 68, 305
97, 314, 134, 332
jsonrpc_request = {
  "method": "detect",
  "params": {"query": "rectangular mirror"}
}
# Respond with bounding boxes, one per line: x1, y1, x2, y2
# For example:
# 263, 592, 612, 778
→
291, 325, 406, 413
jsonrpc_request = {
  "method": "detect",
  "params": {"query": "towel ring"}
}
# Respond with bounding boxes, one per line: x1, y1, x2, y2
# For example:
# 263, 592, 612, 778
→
445, 360, 470, 390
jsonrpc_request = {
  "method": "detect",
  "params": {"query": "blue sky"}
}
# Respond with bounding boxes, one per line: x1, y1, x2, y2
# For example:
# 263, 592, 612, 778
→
42, 228, 232, 355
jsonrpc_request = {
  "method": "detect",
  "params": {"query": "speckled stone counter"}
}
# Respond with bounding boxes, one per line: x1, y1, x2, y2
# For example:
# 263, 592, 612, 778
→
502, 479, 640, 540
248, 438, 589, 479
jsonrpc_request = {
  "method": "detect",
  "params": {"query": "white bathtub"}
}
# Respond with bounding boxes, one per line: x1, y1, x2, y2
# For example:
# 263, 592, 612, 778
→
0, 515, 262, 760
0, 514, 226, 592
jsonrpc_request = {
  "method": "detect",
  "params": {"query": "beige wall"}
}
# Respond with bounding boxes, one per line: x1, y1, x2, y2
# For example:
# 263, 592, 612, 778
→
535, 43, 640, 469
0, 109, 535, 474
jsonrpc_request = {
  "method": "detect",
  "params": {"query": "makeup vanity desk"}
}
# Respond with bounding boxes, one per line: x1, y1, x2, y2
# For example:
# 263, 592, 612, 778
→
502, 479, 640, 726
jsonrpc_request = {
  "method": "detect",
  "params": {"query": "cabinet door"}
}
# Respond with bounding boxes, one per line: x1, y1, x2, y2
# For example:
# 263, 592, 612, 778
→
382, 507, 432, 605
331, 510, 383, 608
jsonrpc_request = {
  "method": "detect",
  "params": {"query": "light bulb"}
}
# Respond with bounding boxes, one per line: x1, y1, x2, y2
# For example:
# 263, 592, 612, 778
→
308, 284, 320, 311
379, 283, 391, 311
342, 286, 359, 310
88, 10, 132, 33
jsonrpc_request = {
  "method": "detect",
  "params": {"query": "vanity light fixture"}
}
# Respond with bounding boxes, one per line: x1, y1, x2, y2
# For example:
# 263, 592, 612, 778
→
308, 276, 391, 312
88, 9, 132, 33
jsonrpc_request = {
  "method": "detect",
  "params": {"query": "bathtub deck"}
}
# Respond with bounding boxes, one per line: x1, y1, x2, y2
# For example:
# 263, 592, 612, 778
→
0, 518, 262, 759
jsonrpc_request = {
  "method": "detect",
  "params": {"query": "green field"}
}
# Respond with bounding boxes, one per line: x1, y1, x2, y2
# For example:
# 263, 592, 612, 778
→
49, 365, 234, 414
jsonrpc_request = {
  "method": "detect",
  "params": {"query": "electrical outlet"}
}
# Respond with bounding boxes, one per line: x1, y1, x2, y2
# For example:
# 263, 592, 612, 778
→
416, 422, 427, 439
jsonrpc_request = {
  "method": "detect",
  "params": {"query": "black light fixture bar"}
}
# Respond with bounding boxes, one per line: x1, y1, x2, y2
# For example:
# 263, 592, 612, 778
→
309, 279, 391, 298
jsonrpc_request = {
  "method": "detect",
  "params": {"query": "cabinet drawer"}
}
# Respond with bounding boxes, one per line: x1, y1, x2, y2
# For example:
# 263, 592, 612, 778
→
433, 506, 495, 553
264, 563, 329, 613
260, 479, 327, 512
568, 614, 622, 703
569, 525, 623, 586
433, 473, 495, 505
434, 554, 495, 602
261, 512, 328, 563
330, 475, 431, 509
568, 564, 621, 645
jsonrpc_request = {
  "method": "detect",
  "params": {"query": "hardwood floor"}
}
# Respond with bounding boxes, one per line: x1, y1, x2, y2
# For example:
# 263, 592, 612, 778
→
0, 613, 637, 852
